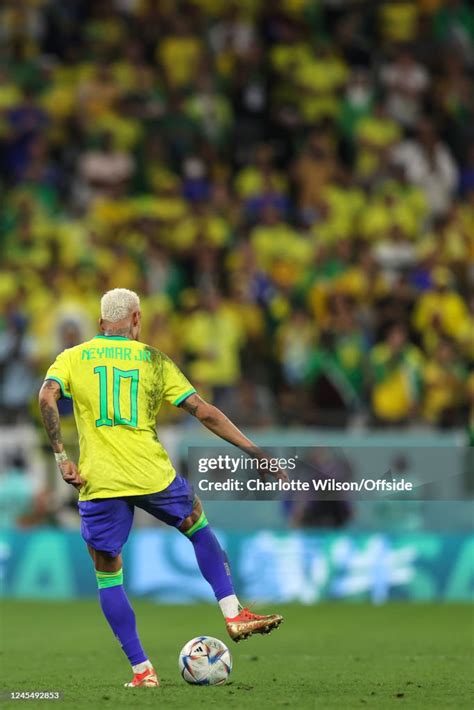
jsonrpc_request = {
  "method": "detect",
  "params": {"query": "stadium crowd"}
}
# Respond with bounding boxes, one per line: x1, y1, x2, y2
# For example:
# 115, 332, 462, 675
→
0, 0, 473, 431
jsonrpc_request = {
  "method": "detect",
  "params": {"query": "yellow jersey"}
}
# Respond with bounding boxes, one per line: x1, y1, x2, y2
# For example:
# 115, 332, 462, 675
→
44, 335, 196, 501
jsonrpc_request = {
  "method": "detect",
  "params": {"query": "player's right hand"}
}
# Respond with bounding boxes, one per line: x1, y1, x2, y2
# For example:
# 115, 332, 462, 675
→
256, 451, 289, 483
272, 467, 289, 483
59, 460, 84, 489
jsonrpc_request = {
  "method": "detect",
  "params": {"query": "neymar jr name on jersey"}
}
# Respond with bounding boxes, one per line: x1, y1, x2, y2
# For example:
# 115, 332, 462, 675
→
81, 346, 152, 362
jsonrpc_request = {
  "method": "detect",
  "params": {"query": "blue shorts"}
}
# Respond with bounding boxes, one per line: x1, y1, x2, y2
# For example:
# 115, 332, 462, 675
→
78, 475, 194, 557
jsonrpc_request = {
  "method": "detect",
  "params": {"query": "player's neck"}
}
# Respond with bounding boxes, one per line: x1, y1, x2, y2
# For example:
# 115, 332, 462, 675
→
103, 328, 132, 339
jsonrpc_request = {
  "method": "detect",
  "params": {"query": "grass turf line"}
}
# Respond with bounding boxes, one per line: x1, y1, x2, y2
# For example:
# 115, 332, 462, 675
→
0, 601, 472, 709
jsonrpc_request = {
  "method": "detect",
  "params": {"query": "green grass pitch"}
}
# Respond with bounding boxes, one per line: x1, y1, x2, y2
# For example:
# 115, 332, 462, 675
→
0, 601, 472, 709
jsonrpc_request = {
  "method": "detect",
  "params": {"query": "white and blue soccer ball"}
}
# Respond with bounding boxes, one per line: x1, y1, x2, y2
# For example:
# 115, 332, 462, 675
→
178, 636, 232, 685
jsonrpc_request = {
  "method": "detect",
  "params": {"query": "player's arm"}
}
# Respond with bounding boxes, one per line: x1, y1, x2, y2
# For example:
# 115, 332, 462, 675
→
180, 393, 288, 481
38, 380, 84, 489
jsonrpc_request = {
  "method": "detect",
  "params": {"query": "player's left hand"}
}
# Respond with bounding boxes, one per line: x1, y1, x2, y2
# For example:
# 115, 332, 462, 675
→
59, 460, 84, 490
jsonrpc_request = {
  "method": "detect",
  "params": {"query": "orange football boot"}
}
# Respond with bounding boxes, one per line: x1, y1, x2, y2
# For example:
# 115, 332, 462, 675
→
124, 666, 160, 687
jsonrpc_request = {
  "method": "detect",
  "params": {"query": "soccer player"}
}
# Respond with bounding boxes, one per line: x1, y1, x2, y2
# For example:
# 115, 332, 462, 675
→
38, 288, 284, 688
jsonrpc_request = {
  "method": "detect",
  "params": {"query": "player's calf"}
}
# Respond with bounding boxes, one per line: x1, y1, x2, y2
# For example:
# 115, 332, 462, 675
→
92, 550, 159, 687
180, 500, 241, 618
180, 499, 283, 641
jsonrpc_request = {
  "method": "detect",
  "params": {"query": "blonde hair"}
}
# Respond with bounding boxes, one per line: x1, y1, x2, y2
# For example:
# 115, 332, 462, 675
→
100, 289, 140, 323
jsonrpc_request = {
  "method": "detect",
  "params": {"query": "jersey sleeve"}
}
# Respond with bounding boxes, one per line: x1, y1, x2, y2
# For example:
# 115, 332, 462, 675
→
44, 350, 72, 399
162, 355, 196, 407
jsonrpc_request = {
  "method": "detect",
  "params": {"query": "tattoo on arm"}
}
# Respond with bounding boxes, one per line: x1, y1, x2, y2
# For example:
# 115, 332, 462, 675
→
179, 394, 202, 417
42, 380, 61, 393
39, 400, 63, 450
39, 380, 63, 451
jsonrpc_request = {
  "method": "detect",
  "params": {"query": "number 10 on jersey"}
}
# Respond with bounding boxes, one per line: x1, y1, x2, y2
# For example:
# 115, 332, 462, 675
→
94, 366, 139, 427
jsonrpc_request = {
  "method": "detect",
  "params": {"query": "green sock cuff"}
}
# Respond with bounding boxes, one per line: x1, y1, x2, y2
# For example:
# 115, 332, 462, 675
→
184, 511, 209, 538
96, 568, 123, 589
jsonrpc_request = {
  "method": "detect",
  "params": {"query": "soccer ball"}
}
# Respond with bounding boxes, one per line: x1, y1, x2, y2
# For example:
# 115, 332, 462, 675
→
178, 635, 232, 685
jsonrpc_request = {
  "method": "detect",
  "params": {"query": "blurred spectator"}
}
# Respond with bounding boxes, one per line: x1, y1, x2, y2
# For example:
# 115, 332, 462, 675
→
277, 308, 317, 387
338, 69, 375, 150
76, 131, 134, 208
305, 294, 367, 428
235, 143, 286, 202
380, 47, 430, 128
0, 314, 38, 423
223, 378, 276, 428
157, 15, 203, 90
422, 338, 467, 426
180, 289, 244, 406
0, 452, 46, 528
185, 75, 233, 151
412, 266, 469, 349
208, 5, 256, 58
369, 322, 423, 426
293, 130, 337, 221
378, 1, 421, 45
4, 86, 48, 182
355, 102, 401, 183
373, 226, 417, 284
391, 118, 458, 216
287, 449, 353, 528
